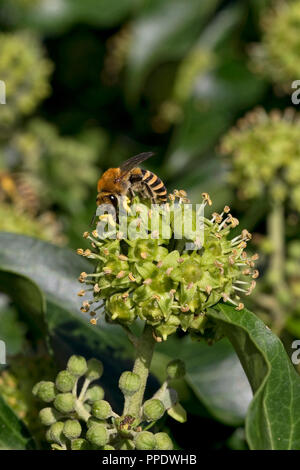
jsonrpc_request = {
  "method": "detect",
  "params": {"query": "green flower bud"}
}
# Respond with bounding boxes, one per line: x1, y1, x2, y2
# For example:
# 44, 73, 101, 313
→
190, 313, 207, 331
33, 381, 56, 403
166, 359, 186, 380
143, 399, 165, 421
71, 439, 90, 450
49, 421, 64, 444
87, 417, 105, 428
155, 432, 173, 450
92, 400, 112, 420
54, 393, 75, 414
63, 419, 82, 439
39, 407, 61, 426
154, 319, 180, 341
107, 294, 135, 324
55, 370, 76, 393
137, 298, 164, 324
45, 428, 52, 443
67, 355, 87, 377
102, 445, 115, 450
134, 431, 156, 450
84, 403, 92, 413
119, 372, 141, 396
86, 424, 109, 447
85, 385, 105, 403
85, 358, 104, 381
119, 439, 135, 450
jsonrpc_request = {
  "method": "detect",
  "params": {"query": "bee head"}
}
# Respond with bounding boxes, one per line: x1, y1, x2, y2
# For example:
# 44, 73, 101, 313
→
96, 192, 119, 209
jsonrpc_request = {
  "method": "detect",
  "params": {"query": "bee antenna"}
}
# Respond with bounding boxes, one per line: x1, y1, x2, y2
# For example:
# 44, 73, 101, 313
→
90, 212, 97, 227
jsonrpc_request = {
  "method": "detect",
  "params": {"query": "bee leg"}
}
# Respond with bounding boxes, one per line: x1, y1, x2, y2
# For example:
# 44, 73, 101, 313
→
128, 187, 135, 199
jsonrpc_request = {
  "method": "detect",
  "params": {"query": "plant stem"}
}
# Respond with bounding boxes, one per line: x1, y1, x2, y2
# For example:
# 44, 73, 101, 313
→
267, 201, 285, 287
124, 324, 156, 420
267, 201, 286, 335
75, 399, 91, 422
78, 378, 90, 402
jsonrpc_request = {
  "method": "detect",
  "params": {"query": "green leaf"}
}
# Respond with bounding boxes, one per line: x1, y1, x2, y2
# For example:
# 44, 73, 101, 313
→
0, 305, 27, 356
0, 395, 34, 449
0, 233, 132, 400
68, 0, 135, 26
0, 270, 47, 341
125, 0, 222, 101
207, 303, 300, 450
15, 0, 137, 34
166, 61, 266, 179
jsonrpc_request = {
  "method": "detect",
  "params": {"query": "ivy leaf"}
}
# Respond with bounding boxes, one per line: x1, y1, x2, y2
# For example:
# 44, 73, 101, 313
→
0, 233, 132, 411
0, 233, 129, 349
207, 303, 300, 450
15, 0, 136, 34
0, 305, 27, 356
0, 270, 46, 341
0, 395, 34, 449
125, 0, 222, 101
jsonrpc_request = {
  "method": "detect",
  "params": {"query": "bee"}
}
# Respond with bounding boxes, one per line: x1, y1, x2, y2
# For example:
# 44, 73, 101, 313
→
96, 152, 168, 209
0, 171, 39, 215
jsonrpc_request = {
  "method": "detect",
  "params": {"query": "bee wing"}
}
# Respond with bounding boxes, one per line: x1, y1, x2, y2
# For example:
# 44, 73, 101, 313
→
120, 152, 155, 174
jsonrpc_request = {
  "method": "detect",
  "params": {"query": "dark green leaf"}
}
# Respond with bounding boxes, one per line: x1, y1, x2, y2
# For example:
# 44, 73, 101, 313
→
0, 233, 131, 349
0, 305, 27, 356
15, 0, 136, 34
125, 0, 222, 101
0, 270, 46, 340
0, 233, 132, 410
0, 395, 34, 449
207, 304, 300, 450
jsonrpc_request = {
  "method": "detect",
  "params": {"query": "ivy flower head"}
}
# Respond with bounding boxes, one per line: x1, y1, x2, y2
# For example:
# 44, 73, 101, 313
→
220, 107, 300, 210
0, 32, 52, 128
250, 0, 300, 91
77, 192, 258, 341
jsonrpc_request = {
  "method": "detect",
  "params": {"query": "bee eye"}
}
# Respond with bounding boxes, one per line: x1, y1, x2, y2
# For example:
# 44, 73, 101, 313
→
108, 194, 118, 208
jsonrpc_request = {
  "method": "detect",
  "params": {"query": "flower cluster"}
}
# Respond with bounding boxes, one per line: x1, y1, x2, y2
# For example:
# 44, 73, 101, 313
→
0, 32, 52, 128
77, 191, 258, 341
2, 119, 100, 214
220, 107, 300, 210
33, 355, 186, 450
0, 200, 64, 243
250, 0, 300, 90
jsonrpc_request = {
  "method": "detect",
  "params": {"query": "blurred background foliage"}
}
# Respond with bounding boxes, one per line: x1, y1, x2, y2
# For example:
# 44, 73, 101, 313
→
0, 0, 300, 450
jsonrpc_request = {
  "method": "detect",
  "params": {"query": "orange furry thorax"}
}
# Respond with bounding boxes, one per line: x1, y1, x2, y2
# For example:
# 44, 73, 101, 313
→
97, 168, 124, 193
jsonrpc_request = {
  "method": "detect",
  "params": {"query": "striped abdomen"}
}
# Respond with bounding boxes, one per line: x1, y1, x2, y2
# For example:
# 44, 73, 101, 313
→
140, 169, 168, 203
